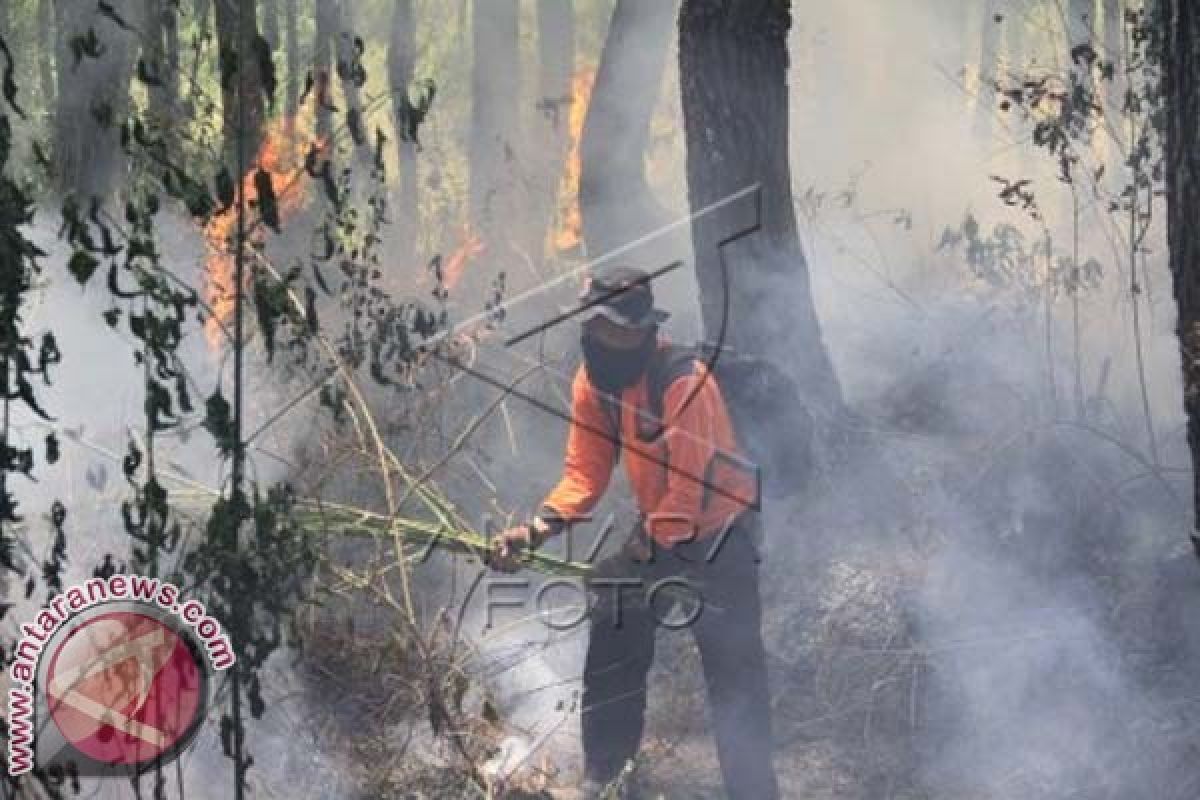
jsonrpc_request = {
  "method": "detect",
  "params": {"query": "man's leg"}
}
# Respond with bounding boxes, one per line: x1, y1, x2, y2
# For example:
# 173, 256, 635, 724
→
690, 523, 780, 800
581, 566, 657, 786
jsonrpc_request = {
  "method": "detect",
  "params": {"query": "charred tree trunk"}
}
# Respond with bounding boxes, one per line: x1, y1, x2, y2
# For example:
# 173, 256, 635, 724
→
469, 0, 520, 253
52, 0, 140, 200
284, 0, 298, 117
579, 0, 675, 258
679, 0, 843, 410
214, 0, 267, 164
1162, 0, 1200, 547
388, 0, 418, 242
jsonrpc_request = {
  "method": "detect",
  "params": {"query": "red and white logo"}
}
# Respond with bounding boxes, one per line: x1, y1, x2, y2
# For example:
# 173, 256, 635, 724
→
43, 610, 205, 768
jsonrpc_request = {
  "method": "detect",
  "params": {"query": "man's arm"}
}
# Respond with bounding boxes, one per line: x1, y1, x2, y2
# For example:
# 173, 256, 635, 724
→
538, 366, 619, 535
491, 368, 618, 571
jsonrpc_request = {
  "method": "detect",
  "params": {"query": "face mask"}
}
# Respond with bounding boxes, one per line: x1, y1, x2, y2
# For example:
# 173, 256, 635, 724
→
581, 329, 657, 394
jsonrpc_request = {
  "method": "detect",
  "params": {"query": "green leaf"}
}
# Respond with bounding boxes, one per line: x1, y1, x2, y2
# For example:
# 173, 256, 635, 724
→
136, 58, 163, 87
69, 29, 105, 69
203, 388, 237, 457
97, 1, 133, 31
0, 36, 25, 119
68, 250, 100, 285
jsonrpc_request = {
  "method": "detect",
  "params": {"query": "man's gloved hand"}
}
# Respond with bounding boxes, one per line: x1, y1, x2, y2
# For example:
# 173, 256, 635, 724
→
489, 518, 550, 572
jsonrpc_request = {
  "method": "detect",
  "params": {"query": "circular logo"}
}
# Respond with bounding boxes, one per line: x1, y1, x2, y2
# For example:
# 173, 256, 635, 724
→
43, 610, 206, 769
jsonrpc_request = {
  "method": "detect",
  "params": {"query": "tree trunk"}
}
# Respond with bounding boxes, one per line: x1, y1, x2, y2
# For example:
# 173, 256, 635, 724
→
1162, 0, 1200, 546
1068, 0, 1097, 45
162, 0, 178, 98
1103, 0, 1123, 112
262, 0, 279, 52
52, 0, 140, 200
213, 0, 267, 165
579, 0, 675, 258
186, 0, 213, 119
37, 0, 56, 110
284, 0, 298, 117
976, 4, 1002, 139
1007, 0, 1028, 75
143, 0, 172, 130
314, 0, 336, 139
337, 1, 368, 164
388, 0, 418, 243
469, 0, 520, 252
527, 0, 574, 259
679, 0, 843, 410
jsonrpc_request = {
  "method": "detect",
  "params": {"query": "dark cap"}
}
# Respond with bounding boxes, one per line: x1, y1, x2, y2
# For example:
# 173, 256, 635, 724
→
574, 266, 670, 330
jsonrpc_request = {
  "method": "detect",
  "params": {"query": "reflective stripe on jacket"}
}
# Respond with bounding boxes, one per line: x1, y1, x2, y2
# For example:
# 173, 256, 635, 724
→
541, 341, 757, 546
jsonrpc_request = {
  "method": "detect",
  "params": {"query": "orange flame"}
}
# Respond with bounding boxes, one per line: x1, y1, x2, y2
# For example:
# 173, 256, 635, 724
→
552, 69, 596, 254
203, 117, 323, 348
441, 226, 485, 290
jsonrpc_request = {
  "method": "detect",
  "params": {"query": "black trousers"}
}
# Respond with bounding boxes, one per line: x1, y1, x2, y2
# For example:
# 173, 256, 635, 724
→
581, 515, 780, 799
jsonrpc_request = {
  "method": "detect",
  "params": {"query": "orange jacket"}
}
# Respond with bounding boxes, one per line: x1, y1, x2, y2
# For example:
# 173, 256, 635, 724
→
541, 340, 757, 546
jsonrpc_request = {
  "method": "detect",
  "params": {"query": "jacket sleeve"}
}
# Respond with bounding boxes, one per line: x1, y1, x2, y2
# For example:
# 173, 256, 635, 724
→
539, 367, 618, 531
644, 372, 722, 544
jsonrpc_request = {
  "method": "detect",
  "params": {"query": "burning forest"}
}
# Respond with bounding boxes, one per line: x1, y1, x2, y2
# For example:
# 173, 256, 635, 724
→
2, 1, 1200, 799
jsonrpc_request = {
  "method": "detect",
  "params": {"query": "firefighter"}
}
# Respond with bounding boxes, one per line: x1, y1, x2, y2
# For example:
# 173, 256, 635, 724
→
492, 266, 780, 799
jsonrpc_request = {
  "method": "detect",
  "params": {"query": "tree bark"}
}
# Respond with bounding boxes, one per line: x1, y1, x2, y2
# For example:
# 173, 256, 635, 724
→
213, 0, 267, 165
336, 1, 369, 164
262, 0, 279, 53
1103, 0, 1123, 112
1162, 0, 1200, 544
388, 0, 418, 242
52, 0, 140, 200
37, 0, 56, 110
143, 0, 173, 130
1007, 0, 1028, 76
284, 0, 298, 117
162, 0, 178, 97
314, 0, 336, 139
528, 0, 574, 259
679, 0, 842, 410
469, 0, 520, 251
976, 3, 1002, 139
1068, 0, 1097, 45
579, 0, 675, 258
